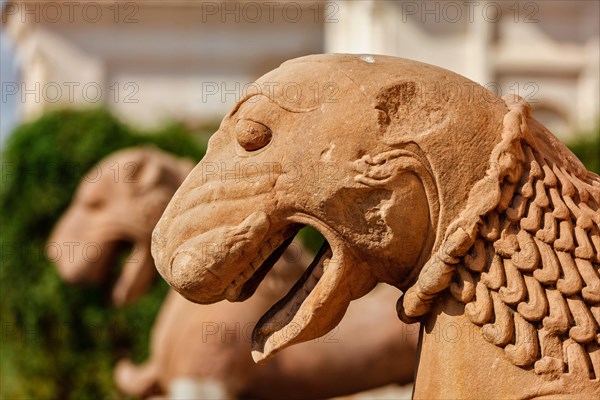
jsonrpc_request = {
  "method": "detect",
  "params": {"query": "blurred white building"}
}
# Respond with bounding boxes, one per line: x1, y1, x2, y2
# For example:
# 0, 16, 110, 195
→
1, 0, 324, 129
325, 0, 599, 140
2, 0, 599, 140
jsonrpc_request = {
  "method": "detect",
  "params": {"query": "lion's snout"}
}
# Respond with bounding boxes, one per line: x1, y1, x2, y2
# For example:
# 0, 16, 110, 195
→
154, 211, 271, 303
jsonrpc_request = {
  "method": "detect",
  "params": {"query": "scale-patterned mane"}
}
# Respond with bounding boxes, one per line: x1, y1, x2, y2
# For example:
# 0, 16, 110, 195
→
398, 95, 600, 379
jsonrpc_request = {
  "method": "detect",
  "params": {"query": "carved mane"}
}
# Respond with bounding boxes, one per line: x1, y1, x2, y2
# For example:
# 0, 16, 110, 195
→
398, 95, 600, 379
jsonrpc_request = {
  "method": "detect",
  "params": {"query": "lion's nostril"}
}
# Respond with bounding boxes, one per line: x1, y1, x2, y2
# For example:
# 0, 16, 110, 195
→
170, 250, 193, 281
169, 247, 222, 294
171, 251, 192, 272
236, 119, 272, 151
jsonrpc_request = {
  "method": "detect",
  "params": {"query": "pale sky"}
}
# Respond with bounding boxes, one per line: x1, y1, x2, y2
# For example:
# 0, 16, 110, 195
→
1, 0, 20, 147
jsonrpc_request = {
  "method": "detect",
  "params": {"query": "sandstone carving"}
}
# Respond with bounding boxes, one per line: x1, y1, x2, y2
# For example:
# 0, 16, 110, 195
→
49, 146, 418, 398
152, 54, 600, 399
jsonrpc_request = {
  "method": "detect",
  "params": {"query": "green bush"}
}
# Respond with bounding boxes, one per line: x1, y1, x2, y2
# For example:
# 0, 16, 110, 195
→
0, 108, 209, 399
566, 129, 600, 174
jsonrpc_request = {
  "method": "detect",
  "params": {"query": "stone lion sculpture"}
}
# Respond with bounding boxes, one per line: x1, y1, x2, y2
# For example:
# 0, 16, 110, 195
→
152, 54, 600, 399
48, 146, 418, 398
49, 147, 194, 306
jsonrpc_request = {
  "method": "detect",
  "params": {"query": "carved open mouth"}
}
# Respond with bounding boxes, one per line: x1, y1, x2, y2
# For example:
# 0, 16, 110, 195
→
221, 221, 345, 363
50, 237, 120, 284
250, 238, 333, 356
222, 223, 333, 314
223, 225, 301, 302
160, 211, 362, 363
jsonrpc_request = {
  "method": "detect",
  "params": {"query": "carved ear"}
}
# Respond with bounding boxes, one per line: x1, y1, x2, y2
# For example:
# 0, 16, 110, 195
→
375, 81, 449, 145
352, 146, 440, 236
133, 157, 178, 194
352, 145, 434, 188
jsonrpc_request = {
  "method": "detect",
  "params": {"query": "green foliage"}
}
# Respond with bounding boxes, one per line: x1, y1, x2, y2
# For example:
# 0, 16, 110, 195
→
566, 129, 600, 174
297, 226, 325, 255
0, 108, 208, 399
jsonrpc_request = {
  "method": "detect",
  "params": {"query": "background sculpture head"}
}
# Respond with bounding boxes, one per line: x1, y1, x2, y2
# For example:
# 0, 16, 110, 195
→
48, 147, 193, 305
152, 54, 596, 363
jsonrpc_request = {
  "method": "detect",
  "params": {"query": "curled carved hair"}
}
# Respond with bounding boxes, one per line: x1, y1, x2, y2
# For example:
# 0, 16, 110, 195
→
398, 95, 600, 380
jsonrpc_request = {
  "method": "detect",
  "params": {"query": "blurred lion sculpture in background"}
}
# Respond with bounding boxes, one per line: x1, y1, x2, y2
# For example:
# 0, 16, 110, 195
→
48, 147, 418, 399
153, 54, 600, 399
49, 147, 193, 306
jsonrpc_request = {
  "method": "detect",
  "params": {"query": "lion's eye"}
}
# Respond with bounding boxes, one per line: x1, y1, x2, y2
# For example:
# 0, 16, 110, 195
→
83, 196, 105, 210
235, 119, 272, 151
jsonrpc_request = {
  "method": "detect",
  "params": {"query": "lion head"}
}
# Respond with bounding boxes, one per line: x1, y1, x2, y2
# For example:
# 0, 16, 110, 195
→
48, 147, 193, 305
